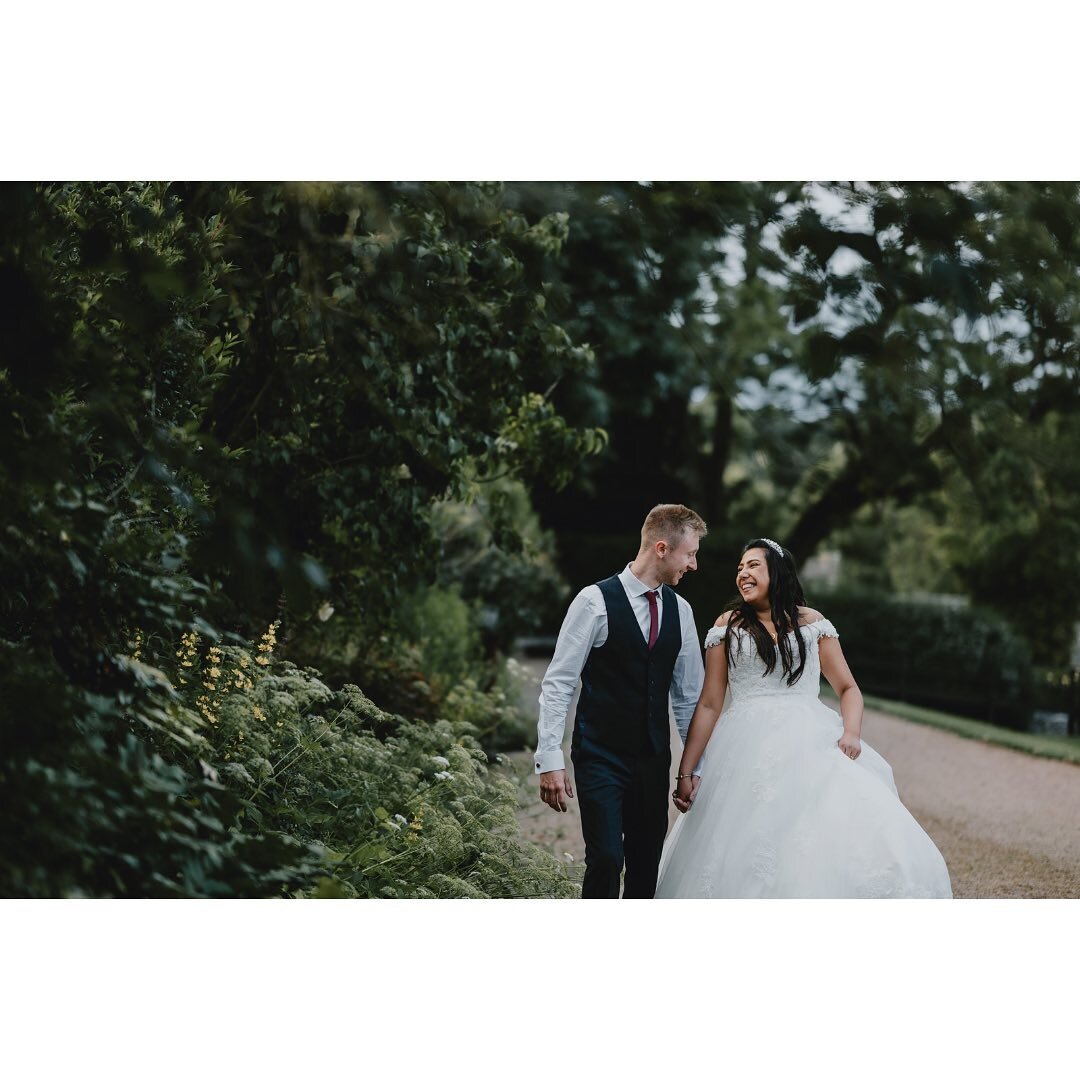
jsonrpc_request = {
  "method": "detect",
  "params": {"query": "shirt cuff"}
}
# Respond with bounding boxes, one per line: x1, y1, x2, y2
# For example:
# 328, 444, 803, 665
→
535, 749, 567, 774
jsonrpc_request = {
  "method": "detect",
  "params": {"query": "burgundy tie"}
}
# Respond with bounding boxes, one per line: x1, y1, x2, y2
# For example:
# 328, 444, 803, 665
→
646, 590, 659, 651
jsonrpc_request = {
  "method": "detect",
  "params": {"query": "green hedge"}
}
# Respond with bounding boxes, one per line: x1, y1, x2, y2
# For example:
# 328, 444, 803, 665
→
809, 589, 1034, 730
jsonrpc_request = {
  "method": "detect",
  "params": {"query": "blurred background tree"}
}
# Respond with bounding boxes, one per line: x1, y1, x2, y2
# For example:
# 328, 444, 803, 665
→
504, 182, 1080, 679
774, 182, 1080, 672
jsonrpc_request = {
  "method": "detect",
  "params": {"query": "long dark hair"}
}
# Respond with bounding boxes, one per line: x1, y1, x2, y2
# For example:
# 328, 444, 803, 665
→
723, 538, 809, 686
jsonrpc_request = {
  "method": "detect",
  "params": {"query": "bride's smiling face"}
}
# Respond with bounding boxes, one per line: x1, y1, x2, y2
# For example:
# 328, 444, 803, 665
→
736, 548, 771, 607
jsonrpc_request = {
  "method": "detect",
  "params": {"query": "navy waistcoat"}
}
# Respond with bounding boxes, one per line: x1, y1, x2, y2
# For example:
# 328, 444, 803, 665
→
572, 575, 681, 756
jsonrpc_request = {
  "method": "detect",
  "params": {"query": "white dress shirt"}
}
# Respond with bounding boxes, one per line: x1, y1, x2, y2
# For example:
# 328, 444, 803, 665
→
534, 564, 705, 774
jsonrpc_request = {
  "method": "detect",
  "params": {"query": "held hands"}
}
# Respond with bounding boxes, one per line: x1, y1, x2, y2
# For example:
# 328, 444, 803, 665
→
672, 774, 700, 814
837, 730, 862, 760
539, 769, 574, 812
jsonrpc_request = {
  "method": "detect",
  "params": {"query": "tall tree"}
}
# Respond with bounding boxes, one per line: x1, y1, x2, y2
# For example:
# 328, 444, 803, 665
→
774, 182, 1080, 565
503, 183, 794, 548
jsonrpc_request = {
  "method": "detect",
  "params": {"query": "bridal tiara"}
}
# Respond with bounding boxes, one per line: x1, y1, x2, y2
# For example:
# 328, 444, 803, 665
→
761, 538, 784, 557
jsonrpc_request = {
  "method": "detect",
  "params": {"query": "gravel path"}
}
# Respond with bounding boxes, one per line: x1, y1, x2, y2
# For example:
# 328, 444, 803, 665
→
509, 658, 1080, 898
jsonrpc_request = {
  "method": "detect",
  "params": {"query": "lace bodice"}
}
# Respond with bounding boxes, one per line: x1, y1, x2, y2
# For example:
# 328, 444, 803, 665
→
703, 618, 839, 704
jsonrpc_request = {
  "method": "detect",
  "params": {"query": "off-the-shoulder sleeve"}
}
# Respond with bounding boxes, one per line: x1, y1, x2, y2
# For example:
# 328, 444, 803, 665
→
703, 625, 728, 650
808, 618, 839, 640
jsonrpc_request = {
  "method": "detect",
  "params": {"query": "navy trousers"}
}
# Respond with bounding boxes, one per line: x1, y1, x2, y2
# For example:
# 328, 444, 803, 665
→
571, 734, 671, 899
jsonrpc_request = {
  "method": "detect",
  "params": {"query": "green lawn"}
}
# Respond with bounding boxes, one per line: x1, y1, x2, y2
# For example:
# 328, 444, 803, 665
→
852, 692, 1080, 766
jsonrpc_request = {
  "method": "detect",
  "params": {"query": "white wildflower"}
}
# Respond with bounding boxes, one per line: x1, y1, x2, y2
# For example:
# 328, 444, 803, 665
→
432, 755, 450, 767
434, 771, 453, 781
393, 814, 408, 825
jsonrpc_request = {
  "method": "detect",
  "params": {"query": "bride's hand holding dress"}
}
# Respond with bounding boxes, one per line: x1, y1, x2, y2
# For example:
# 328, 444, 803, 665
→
837, 730, 862, 760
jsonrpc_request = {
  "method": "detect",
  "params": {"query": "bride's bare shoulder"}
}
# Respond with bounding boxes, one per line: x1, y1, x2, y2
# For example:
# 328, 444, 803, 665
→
797, 605, 825, 625
714, 611, 737, 627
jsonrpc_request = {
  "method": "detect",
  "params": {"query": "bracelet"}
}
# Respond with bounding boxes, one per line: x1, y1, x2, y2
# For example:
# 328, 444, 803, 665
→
676, 773, 694, 780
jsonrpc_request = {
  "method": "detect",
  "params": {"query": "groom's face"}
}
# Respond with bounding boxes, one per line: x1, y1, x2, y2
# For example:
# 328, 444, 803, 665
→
658, 531, 700, 586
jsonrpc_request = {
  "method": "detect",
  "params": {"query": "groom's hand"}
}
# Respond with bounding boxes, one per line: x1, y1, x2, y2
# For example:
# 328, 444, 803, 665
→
539, 769, 574, 813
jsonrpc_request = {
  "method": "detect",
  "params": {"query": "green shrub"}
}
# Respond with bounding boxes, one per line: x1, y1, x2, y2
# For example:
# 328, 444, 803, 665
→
285, 589, 538, 753
161, 624, 577, 898
429, 480, 570, 653
398, 585, 482, 696
810, 588, 1034, 730
442, 656, 537, 753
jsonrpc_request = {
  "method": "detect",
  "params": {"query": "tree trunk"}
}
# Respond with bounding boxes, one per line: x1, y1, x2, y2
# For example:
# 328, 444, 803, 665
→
706, 389, 733, 529
785, 458, 867, 564
1068, 672, 1080, 737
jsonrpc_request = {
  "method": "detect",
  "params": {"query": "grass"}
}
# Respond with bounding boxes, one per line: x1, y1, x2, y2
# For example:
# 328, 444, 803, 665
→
845, 691, 1080, 767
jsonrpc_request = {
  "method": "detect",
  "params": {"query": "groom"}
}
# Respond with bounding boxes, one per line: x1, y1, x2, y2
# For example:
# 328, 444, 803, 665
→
535, 504, 707, 898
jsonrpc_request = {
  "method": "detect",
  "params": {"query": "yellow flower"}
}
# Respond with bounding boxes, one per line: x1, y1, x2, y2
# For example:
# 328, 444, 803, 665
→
257, 620, 281, 657
209, 667, 221, 679
252, 706, 266, 721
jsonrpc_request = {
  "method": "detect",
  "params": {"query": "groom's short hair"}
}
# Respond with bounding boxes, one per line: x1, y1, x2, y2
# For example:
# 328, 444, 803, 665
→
640, 504, 707, 549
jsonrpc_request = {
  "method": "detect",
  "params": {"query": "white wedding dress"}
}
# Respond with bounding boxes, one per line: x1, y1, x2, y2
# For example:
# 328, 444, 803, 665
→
655, 619, 952, 898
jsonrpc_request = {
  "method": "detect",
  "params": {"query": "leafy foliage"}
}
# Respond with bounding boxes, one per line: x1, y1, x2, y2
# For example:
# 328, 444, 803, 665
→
159, 628, 576, 898
506, 181, 776, 543
0, 181, 597, 896
426, 478, 570, 654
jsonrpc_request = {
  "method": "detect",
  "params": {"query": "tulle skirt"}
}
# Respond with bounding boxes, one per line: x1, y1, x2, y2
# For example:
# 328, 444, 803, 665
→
655, 694, 952, 898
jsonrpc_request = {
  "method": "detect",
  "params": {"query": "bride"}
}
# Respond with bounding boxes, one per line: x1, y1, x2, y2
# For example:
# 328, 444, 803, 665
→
655, 538, 952, 899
